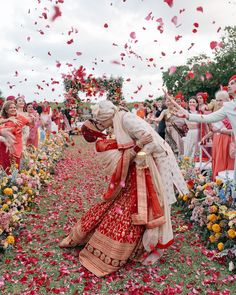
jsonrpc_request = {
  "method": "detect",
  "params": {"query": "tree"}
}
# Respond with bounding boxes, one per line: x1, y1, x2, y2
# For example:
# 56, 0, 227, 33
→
162, 26, 236, 101
213, 26, 236, 86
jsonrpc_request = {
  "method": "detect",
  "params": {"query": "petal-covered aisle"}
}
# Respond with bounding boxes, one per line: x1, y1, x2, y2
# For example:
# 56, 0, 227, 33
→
1, 136, 235, 295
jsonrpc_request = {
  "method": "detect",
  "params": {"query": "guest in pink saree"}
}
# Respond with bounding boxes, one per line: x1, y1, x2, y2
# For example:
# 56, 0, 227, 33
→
60, 101, 188, 277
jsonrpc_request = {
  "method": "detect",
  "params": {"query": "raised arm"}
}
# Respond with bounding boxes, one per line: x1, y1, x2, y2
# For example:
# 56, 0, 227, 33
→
188, 108, 226, 123
167, 94, 227, 123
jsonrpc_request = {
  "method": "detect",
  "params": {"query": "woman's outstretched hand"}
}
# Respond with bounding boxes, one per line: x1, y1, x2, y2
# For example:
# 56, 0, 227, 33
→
166, 93, 189, 119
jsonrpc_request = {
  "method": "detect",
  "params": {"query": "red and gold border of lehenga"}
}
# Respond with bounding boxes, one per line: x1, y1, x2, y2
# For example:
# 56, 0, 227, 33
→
79, 231, 137, 277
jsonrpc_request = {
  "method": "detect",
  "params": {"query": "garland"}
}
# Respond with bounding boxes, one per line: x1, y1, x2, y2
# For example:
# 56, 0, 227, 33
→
63, 66, 124, 106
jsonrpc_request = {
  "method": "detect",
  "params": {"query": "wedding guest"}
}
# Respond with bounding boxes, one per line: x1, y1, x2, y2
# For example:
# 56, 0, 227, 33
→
183, 97, 199, 158
0, 101, 30, 173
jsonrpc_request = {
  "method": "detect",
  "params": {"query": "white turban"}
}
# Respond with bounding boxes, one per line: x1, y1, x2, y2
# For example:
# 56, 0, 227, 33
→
91, 100, 117, 122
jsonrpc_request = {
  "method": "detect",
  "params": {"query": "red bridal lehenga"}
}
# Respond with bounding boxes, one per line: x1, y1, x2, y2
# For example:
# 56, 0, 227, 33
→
60, 138, 173, 277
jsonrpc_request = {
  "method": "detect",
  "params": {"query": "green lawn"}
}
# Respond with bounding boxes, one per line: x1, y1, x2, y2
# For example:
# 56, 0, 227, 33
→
1, 136, 235, 294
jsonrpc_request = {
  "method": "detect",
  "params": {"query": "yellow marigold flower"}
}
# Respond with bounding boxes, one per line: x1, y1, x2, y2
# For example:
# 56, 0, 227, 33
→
2, 204, 9, 210
215, 232, 221, 239
183, 156, 190, 161
183, 195, 189, 202
3, 188, 13, 196
210, 205, 218, 213
215, 179, 223, 186
27, 189, 33, 195
217, 242, 224, 251
207, 214, 217, 222
212, 224, 221, 233
227, 229, 236, 239
6, 235, 15, 244
209, 235, 216, 243
207, 222, 213, 230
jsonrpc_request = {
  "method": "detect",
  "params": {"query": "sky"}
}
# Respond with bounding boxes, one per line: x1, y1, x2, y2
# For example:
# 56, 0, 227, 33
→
0, 0, 235, 103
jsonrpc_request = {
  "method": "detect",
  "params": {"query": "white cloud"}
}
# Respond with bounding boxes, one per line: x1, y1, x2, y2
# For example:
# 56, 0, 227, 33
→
0, 0, 235, 102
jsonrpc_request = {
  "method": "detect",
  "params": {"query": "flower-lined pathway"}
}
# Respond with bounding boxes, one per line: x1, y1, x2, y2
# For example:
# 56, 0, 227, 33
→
1, 136, 235, 294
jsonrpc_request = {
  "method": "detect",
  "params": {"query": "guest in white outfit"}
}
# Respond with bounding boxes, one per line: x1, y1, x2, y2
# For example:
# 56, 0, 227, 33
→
183, 97, 199, 158
169, 74, 236, 185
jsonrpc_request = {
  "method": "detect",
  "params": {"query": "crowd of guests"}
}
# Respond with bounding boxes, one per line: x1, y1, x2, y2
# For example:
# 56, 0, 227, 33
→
0, 97, 76, 174
1, 75, 235, 180
129, 85, 234, 180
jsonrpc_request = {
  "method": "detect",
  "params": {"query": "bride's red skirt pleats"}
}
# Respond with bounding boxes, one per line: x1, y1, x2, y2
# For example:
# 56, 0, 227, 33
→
68, 165, 146, 277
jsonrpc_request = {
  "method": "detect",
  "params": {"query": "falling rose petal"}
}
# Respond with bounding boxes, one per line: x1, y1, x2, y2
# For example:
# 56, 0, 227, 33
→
76, 52, 82, 56
56, 61, 61, 68
175, 35, 182, 41
115, 206, 123, 215
188, 71, 195, 79
48, 51, 52, 56
120, 180, 125, 188
104, 23, 108, 28
42, 12, 47, 19
161, 51, 166, 56
188, 42, 195, 50
193, 23, 199, 28
196, 6, 203, 13
145, 12, 152, 20
27, 36, 31, 41
192, 29, 197, 33
210, 41, 218, 49
67, 39, 74, 45
169, 66, 177, 75
164, 0, 173, 8
171, 16, 178, 26
126, 78, 131, 82
15, 71, 19, 77
51, 6, 62, 22
205, 72, 212, 79
217, 27, 221, 33
130, 32, 136, 39
111, 60, 121, 65
57, 0, 64, 3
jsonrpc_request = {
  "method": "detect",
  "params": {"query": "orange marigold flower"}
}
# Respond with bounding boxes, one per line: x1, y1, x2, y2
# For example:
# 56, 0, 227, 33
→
227, 229, 236, 239
217, 242, 224, 251
207, 222, 213, 230
209, 235, 216, 243
6, 235, 15, 244
207, 214, 217, 222
3, 188, 13, 196
212, 224, 221, 233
